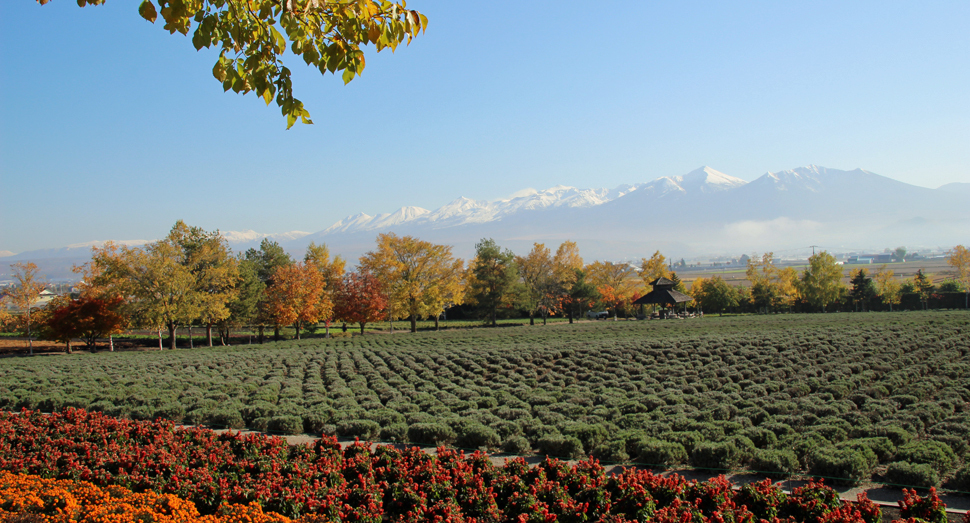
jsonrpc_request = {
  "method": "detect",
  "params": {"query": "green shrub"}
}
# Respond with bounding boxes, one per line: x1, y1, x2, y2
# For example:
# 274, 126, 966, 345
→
749, 449, 799, 477
631, 438, 688, 469
808, 447, 874, 485
690, 441, 741, 471
871, 425, 912, 447
208, 408, 245, 430
455, 423, 501, 450
591, 439, 630, 464
885, 461, 939, 488
379, 423, 408, 443
536, 434, 584, 460
501, 435, 531, 455
563, 423, 609, 454
267, 415, 304, 435
663, 431, 704, 454
336, 419, 381, 440
837, 437, 896, 462
949, 463, 970, 492
407, 423, 457, 446
895, 440, 956, 474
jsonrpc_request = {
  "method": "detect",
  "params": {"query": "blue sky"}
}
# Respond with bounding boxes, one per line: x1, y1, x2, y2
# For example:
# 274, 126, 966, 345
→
1, 1, 968, 253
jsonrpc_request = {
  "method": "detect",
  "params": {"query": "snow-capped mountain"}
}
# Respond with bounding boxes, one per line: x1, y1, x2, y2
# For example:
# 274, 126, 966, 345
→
5, 165, 966, 275
220, 230, 311, 244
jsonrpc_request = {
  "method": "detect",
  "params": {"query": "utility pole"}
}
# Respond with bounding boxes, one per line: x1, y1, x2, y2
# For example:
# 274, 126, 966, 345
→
809, 245, 819, 256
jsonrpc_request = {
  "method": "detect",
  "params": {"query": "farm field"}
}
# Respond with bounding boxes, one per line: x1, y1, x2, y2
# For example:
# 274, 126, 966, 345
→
1, 311, 968, 490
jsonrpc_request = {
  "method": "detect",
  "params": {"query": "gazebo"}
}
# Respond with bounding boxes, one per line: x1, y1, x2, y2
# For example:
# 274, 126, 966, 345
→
633, 277, 693, 318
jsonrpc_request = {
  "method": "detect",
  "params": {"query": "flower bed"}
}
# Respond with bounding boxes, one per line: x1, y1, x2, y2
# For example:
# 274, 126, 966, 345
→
7, 408, 964, 522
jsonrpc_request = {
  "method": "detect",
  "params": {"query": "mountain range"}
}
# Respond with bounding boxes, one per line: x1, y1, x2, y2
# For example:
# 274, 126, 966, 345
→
3, 166, 967, 279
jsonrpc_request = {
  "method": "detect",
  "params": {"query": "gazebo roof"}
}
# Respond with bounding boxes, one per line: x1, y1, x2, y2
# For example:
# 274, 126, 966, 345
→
650, 277, 676, 287
633, 287, 693, 305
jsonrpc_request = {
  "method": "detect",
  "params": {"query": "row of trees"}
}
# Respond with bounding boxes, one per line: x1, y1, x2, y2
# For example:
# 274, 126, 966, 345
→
4, 232, 969, 350
691, 248, 970, 315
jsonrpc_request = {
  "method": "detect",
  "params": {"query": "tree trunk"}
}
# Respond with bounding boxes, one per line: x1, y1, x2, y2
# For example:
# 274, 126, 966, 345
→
157, 329, 163, 350
360, 322, 366, 335
26, 318, 33, 356
434, 315, 440, 331
66, 339, 71, 354
324, 320, 330, 338
168, 322, 177, 350
529, 314, 534, 326
491, 310, 497, 327
542, 311, 547, 325
207, 324, 213, 347
568, 310, 573, 324
274, 325, 280, 341
410, 314, 417, 333
188, 325, 193, 348
257, 326, 264, 344
295, 323, 301, 340
109, 334, 114, 352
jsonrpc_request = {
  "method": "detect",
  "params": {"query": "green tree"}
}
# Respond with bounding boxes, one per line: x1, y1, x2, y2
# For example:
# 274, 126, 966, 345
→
799, 251, 845, 312
913, 269, 934, 310
566, 269, 599, 322
895, 246, 907, 262
219, 257, 265, 344
244, 239, 293, 341
700, 275, 738, 316
849, 268, 877, 312
8, 262, 45, 355
41, 0, 427, 128
468, 238, 520, 326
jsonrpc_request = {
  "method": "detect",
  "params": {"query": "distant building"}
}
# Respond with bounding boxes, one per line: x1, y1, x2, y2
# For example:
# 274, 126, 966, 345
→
846, 254, 895, 264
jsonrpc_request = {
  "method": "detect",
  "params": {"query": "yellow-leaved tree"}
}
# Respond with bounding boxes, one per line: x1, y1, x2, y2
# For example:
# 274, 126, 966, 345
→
8, 262, 46, 355
551, 241, 584, 323
360, 233, 465, 332
516, 243, 555, 325
38, 0, 427, 128
874, 265, 901, 312
640, 250, 672, 291
947, 245, 969, 309
304, 242, 345, 337
746, 252, 780, 313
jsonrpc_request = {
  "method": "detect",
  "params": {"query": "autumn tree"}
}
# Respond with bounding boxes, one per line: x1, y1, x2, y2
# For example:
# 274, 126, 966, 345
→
360, 233, 465, 333
516, 243, 555, 325
799, 251, 845, 312
874, 265, 901, 312
746, 252, 780, 313
168, 221, 239, 347
43, 295, 126, 352
586, 260, 641, 320
333, 270, 387, 334
467, 238, 520, 326
40, 0, 427, 128
776, 266, 800, 313
265, 262, 327, 339
8, 262, 45, 355
640, 250, 672, 290
946, 245, 969, 309
305, 242, 345, 337
75, 242, 131, 351
565, 269, 599, 323
551, 241, 584, 323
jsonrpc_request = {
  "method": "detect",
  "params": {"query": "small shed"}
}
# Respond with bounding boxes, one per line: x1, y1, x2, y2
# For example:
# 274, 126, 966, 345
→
633, 277, 693, 317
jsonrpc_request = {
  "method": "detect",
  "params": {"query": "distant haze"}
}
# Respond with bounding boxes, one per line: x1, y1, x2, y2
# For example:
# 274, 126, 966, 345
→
3, 165, 966, 280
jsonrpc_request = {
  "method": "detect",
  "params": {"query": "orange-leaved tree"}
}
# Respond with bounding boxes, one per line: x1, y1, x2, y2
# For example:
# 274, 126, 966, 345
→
586, 260, 641, 320
43, 295, 126, 352
333, 270, 387, 335
265, 262, 327, 339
